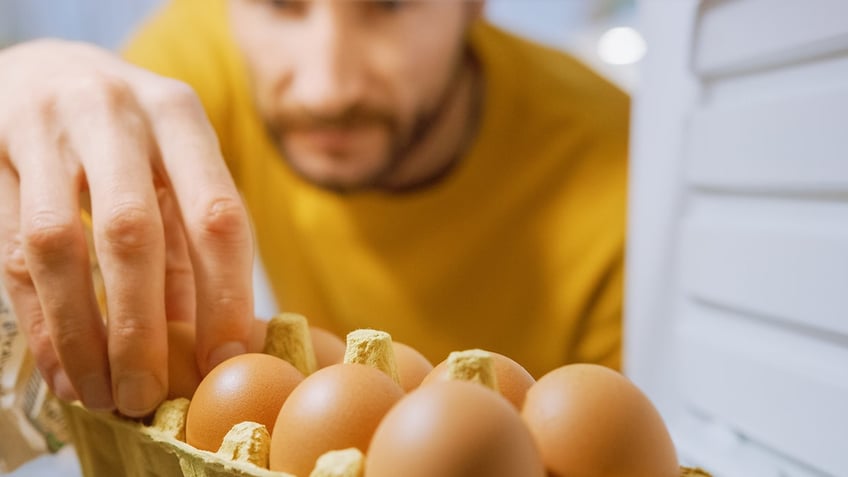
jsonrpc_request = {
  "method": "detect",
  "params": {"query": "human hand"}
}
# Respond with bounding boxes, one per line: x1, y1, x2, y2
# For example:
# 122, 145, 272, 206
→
0, 40, 254, 417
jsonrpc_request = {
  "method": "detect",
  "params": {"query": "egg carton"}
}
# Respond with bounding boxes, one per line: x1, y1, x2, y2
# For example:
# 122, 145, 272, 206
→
63, 396, 711, 477
61, 229, 710, 476
62, 311, 710, 477
63, 401, 290, 477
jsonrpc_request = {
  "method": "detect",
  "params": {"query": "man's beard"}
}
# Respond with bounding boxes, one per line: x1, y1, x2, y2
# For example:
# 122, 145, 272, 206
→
263, 56, 468, 193
264, 105, 409, 192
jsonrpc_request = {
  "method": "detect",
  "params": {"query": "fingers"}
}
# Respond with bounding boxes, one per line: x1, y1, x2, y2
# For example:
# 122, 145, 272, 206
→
0, 165, 78, 402
157, 185, 196, 325
11, 125, 114, 412
68, 83, 168, 417
138, 80, 254, 375
2, 47, 245, 419
4, 63, 251, 422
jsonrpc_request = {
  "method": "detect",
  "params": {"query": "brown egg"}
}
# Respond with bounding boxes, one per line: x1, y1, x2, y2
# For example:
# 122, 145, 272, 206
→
422, 351, 535, 408
521, 364, 679, 477
365, 380, 545, 477
269, 363, 404, 476
186, 353, 304, 452
166, 321, 203, 400
309, 326, 346, 369
392, 341, 433, 392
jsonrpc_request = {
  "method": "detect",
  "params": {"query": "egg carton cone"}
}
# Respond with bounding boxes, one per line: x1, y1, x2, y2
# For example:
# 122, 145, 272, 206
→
63, 400, 293, 477
63, 382, 711, 477
61, 314, 711, 477
681, 467, 712, 477
64, 400, 710, 477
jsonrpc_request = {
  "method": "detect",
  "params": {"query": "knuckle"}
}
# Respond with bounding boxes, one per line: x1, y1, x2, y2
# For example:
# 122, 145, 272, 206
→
109, 316, 158, 357
210, 292, 252, 318
26, 313, 49, 341
146, 80, 202, 117
26, 321, 55, 361
100, 202, 160, 254
10, 88, 60, 136
54, 320, 96, 353
2, 240, 29, 281
2, 298, 52, 359
65, 72, 133, 112
24, 86, 60, 119
23, 212, 80, 259
192, 196, 250, 245
109, 317, 157, 344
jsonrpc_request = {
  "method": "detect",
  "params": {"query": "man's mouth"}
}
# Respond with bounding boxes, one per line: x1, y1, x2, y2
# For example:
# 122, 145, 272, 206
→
287, 125, 378, 153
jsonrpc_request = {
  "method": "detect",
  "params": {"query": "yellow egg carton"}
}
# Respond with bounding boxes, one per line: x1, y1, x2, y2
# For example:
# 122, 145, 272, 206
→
62, 315, 712, 477
64, 399, 286, 477
63, 399, 710, 477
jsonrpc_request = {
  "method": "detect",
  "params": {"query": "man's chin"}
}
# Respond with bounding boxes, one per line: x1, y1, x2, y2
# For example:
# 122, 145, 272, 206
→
282, 153, 394, 193
273, 130, 405, 191
295, 172, 379, 193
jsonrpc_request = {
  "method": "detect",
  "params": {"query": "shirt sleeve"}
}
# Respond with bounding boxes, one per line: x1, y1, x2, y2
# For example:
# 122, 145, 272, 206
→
571, 249, 625, 370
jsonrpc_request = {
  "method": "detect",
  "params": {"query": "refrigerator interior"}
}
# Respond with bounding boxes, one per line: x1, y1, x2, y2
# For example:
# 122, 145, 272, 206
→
627, 1, 848, 476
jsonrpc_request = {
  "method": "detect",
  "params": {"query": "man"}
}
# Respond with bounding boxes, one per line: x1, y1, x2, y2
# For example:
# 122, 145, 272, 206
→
0, 0, 628, 418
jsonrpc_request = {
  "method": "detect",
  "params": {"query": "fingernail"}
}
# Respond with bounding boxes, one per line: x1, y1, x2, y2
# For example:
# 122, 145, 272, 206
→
116, 372, 165, 417
207, 341, 247, 372
52, 369, 79, 402
78, 373, 115, 411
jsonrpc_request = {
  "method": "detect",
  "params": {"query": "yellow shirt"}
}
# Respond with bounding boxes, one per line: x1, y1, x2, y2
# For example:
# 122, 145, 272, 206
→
124, 0, 629, 377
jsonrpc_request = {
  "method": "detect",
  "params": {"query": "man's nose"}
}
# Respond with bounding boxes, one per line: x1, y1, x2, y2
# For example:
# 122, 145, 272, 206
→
292, 7, 368, 115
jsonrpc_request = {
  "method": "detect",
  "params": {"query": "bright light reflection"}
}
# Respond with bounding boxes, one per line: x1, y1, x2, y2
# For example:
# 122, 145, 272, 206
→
597, 26, 646, 65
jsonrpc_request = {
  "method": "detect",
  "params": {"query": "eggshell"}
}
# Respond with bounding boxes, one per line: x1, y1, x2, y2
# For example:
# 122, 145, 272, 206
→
391, 341, 433, 392
185, 353, 304, 452
521, 364, 679, 477
310, 326, 346, 369
269, 363, 404, 476
166, 321, 203, 400
422, 350, 535, 408
365, 380, 546, 477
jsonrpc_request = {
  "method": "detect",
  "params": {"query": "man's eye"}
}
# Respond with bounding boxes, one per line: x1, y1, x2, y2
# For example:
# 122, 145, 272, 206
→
373, 0, 405, 12
267, 0, 304, 13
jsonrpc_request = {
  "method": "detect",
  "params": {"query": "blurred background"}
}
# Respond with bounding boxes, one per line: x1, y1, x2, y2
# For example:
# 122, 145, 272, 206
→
0, 0, 644, 92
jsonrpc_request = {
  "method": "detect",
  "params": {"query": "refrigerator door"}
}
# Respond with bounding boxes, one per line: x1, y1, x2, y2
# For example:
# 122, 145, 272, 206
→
627, 1, 848, 476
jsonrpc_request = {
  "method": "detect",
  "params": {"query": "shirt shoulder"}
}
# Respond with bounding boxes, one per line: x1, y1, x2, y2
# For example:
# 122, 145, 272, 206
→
472, 23, 629, 144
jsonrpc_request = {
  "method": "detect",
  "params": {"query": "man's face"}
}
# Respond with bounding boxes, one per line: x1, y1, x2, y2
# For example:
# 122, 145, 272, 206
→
229, 0, 478, 191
